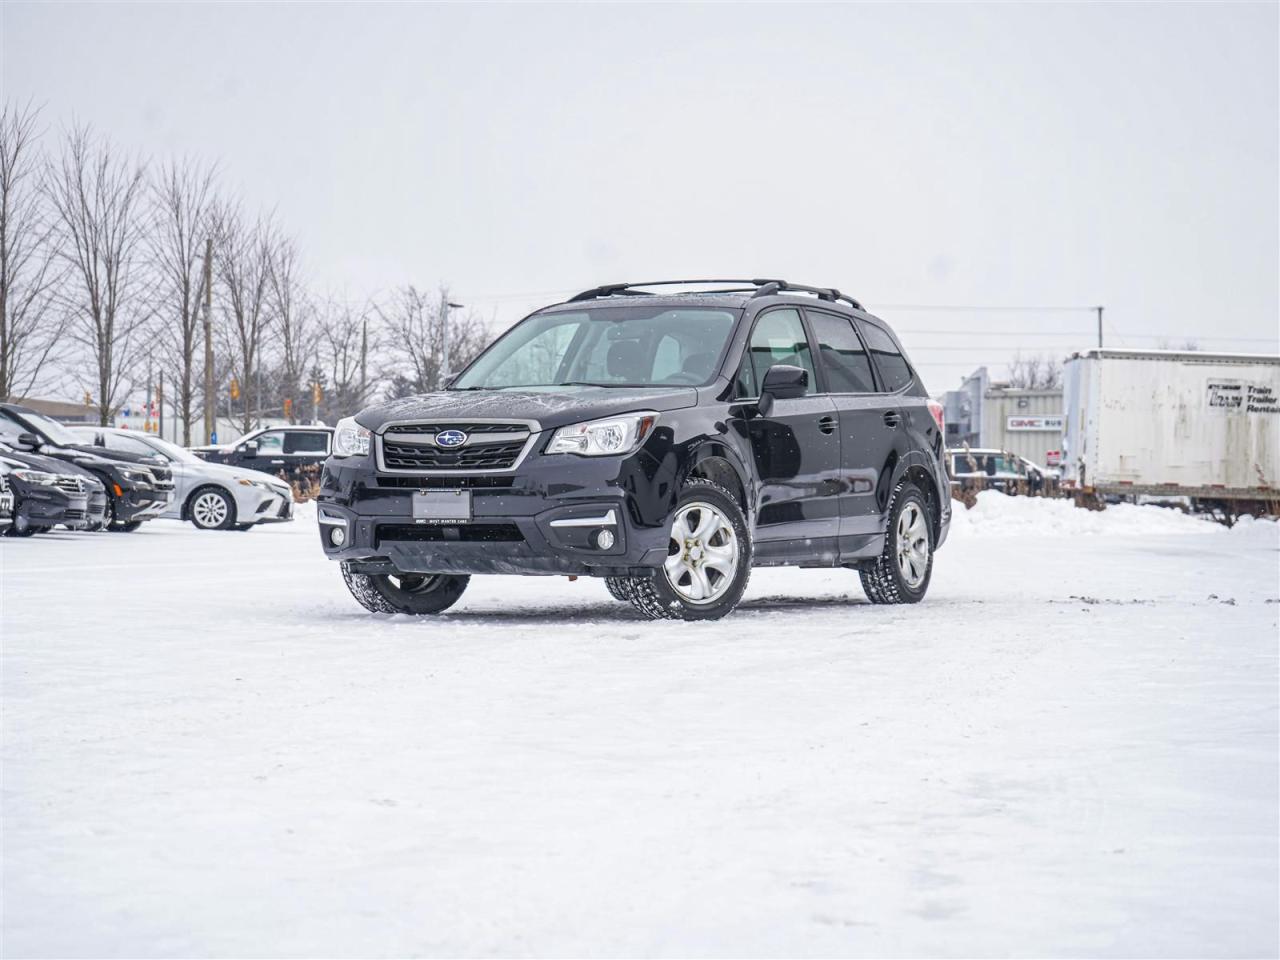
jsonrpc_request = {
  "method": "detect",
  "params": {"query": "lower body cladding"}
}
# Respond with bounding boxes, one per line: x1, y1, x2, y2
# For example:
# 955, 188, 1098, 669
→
318, 457, 673, 578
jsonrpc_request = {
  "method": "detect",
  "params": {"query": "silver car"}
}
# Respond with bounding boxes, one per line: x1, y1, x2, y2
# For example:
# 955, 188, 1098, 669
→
70, 428, 294, 531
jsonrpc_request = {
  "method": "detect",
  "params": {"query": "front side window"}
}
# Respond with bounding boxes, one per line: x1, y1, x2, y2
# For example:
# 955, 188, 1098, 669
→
453, 306, 738, 390
809, 312, 876, 393
859, 322, 914, 392
253, 432, 284, 454
285, 431, 329, 454
737, 308, 815, 398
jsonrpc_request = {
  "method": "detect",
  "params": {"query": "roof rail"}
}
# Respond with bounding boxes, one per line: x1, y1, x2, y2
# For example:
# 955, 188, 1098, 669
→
567, 278, 863, 310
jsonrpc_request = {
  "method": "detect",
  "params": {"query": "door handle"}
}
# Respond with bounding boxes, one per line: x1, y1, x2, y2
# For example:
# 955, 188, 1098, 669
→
882, 410, 901, 428
818, 415, 838, 435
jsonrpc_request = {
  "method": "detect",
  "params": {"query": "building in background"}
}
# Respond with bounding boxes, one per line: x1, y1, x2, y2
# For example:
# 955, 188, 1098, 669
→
938, 370, 1064, 469
13, 397, 97, 424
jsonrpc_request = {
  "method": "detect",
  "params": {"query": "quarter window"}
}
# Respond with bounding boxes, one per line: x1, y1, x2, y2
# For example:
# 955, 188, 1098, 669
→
809, 313, 876, 393
859, 322, 914, 392
738, 309, 815, 398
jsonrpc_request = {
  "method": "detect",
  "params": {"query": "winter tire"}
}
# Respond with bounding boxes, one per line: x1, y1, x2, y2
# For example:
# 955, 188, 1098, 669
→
341, 562, 470, 615
604, 577, 634, 602
189, 487, 236, 531
859, 480, 934, 604
626, 478, 751, 621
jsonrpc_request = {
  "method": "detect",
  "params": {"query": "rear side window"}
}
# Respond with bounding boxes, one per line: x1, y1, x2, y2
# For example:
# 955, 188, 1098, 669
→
859, 322, 913, 392
285, 431, 329, 454
808, 312, 876, 393
738, 308, 815, 398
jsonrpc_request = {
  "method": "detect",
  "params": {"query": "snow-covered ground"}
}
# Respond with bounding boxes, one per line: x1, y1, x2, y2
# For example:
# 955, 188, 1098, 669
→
3, 495, 1277, 958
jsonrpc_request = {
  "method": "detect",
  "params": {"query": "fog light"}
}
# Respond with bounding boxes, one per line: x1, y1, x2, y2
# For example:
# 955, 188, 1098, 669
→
595, 528, 615, 550
330, 527, 346, 547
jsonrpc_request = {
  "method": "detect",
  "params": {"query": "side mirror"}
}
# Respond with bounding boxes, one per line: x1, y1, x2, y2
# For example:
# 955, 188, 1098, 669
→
242, 440, 259, 457
758, 364, 808, 418
16, 432, 40, 451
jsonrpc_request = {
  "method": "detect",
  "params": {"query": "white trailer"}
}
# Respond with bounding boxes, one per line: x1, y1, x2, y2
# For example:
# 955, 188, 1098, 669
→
1061, 349, 1279, 513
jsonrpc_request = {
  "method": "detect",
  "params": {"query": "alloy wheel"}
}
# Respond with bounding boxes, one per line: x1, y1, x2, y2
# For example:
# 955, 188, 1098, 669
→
192, 491, 229, 528
896, 501, 929, 587
663, 501, 740, 605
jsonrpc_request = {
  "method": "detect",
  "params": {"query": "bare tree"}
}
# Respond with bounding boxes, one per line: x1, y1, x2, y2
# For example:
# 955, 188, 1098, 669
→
315, 298, 373, 420
0, 102, 65, 402
46, 124, 150, 424
214, 205, 277, 433
1007, 352, 1062, 390
150, 157, 217, 444
268, 236, 317, 422
377, 284, 487, 398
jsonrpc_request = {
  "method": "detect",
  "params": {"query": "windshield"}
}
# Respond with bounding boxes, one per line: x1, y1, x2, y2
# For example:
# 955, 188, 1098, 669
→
140, 435, 200, 463
6, 409, 80, 446
453, 305, 739, 390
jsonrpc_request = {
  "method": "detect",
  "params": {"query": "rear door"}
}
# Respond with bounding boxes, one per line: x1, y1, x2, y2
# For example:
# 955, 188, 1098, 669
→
805, 310, 896, 547
732, 307, 840, 553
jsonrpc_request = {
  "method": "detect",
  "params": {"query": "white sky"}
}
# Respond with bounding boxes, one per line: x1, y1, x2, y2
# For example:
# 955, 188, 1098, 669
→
4, 1, 1278, 390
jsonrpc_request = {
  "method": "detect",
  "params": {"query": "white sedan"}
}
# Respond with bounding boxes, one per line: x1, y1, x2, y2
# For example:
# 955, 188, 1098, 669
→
70, 427, 294, 531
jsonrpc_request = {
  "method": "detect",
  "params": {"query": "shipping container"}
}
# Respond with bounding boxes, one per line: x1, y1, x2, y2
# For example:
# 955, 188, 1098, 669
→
1062, 349, 1279, 505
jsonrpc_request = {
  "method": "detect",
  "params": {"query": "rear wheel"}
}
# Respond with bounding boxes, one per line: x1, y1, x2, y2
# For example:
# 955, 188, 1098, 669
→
341, 562, 470, 615
625, 479, 751, 621
859, 480, 934, 604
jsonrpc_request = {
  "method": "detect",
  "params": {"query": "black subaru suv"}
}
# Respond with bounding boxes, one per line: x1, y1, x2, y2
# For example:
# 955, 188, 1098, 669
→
318, 280, 950, 620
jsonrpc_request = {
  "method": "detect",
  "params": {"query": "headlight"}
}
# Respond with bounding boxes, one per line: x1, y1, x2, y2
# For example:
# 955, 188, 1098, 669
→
12, 469, 59, 486
120, 468, 154, 485
546, 412, 658, 457
333, 417, 371, 457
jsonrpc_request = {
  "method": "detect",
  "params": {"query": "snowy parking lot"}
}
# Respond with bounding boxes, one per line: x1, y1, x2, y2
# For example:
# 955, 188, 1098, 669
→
3, 496, 1277, 958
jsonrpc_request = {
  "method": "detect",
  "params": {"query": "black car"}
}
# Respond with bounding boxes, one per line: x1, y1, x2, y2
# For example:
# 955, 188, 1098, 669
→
0, 443, 109, 531
0, 472, 14, 532
0, 452, 91, 536
0, 404, 174, 532
317, 279, 951, 621
192, 425, 333, 473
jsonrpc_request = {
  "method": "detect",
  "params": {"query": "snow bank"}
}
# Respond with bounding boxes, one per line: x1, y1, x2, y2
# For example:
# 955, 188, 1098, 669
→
949, 490, 1245, 538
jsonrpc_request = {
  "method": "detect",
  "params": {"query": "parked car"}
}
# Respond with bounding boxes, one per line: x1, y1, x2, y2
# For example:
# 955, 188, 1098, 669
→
191, 425, 333, 478
947, 447, 1054, 495
0, 452, 91, 536
317, 278, 951, 620
71, 427, 294, 530
0, 404, 174, 532
0, 442, 109, 530
0, 472, 14, 532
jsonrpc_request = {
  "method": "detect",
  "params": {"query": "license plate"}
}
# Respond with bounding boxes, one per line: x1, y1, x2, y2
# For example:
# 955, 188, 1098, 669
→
412, 489, 471, 524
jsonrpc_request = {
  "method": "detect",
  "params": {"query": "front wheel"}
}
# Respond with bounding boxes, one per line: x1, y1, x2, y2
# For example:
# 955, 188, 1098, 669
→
859, 480, 934, 604
341, 562, 470, 615
189, 487, 236, 530
625, 478, 752, 621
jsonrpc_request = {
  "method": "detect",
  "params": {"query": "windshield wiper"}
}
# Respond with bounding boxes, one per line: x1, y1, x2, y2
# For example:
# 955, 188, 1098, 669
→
557, 381, 646, 388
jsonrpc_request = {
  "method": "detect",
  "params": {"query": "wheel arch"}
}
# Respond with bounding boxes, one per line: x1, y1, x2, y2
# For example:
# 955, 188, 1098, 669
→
888, 452, 946, 541
681, 442, 753, 517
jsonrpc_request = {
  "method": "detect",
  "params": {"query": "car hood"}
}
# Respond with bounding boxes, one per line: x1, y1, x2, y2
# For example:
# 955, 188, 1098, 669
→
356, 386, 700, 433
62, 443, 165, 468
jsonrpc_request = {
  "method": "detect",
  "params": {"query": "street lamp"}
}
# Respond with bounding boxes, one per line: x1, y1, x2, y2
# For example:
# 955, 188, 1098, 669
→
443, 300, 464, 383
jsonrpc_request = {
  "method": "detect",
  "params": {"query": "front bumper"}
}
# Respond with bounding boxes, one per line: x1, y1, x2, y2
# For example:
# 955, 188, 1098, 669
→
317, 449, 677, 577
235, 484, 294, 525
114, 486, 173, 523
15, 487, 89, 529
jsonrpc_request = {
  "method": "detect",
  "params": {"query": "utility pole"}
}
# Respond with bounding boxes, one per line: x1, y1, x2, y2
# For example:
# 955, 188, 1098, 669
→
158, 372, 164, 441
1096, 305, 1104, 350
202, 237, 214, 444
360, 317, 368, 406
443, 299, 464, 386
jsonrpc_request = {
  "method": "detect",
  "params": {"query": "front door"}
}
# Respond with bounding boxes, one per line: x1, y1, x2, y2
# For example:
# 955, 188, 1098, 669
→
733, 307, 840, 553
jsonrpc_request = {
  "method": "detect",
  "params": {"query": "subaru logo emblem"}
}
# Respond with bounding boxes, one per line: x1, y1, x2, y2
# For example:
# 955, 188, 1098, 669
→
435, 429, 468, 448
